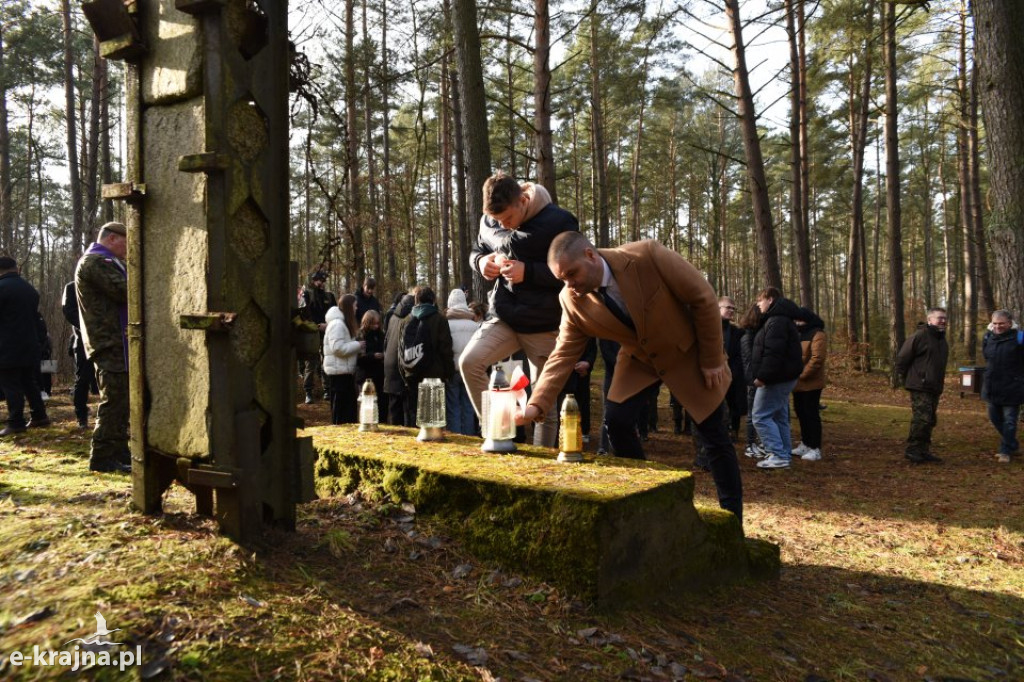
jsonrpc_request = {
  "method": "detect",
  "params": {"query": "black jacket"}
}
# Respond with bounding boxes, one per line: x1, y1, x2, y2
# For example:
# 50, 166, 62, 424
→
469, 204, 578, 333
356, 328, 386, 388
723, 319, 746, 415
0, 272, 43, 369
398, 304, 455, 383
740, 328, 756, 386
355, 289, 381, 323
981, 329, 1024, 405
895, 323, 949, 395
750, 297, 803, 385
383, 296, 415, 394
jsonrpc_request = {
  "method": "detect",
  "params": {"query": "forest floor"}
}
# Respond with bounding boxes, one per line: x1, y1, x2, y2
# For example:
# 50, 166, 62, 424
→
0, 370, 1021, 681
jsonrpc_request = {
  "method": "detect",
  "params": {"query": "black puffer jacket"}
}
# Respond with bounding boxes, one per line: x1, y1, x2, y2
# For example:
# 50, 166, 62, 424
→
895, 323, 949, 395
469, 193, 578, 333
981, 329, 1024, 405
750, 297, 803, 385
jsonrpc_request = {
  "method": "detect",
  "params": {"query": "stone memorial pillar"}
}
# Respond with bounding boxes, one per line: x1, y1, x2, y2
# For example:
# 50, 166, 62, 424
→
84, 0, 309, 543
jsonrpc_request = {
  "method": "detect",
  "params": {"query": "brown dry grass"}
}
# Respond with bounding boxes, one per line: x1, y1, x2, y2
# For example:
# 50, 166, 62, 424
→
0, 371, 1021, 681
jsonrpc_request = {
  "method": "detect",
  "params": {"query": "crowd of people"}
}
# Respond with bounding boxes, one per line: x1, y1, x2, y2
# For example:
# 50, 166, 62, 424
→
2, 174, 1022, 501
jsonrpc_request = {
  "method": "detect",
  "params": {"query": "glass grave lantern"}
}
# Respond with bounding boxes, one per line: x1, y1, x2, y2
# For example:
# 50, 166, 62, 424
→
481, 365, 517, 453
415, 377, 446, 441
557, 394, 584, 462
358, 380, 379, 432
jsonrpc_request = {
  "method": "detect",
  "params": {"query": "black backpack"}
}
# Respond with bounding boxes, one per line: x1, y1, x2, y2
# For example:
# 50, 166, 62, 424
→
399, 314, 434, 381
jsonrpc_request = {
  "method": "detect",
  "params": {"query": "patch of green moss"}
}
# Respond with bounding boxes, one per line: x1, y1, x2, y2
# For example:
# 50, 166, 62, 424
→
308, 425, 775, 606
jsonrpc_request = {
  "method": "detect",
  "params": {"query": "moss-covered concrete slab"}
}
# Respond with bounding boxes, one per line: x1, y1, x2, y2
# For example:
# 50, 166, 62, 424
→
307, 425, 779, 607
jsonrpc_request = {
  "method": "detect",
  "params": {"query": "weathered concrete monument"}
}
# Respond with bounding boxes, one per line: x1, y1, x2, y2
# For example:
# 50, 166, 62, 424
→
83, 0, 311, 543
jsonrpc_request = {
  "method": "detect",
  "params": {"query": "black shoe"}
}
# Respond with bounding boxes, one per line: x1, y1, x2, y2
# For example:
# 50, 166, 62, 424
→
27, 417, 51, 429
323, 390, 330, 400
673, 422, 683, 435
89, 459, 132, 473
0, 426, 27, 436
906, 452, 942, 464
116, 450, 132, 466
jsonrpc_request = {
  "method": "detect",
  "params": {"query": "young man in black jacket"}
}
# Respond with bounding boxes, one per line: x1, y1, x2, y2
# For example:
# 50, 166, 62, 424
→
749, 287, 803, 469
460, 172, 578, 447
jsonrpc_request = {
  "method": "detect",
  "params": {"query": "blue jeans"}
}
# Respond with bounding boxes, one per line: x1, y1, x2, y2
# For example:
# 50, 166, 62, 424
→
752, 379, 798, 460
987, 402, 1020, 455
446, 372, 477, 436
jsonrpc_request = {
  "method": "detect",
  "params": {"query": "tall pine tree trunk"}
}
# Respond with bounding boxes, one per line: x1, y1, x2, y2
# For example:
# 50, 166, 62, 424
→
344, 0, 365, 283
62, 0, 84, 255
533, 0, 557, 202
883, 0, 906, 386
0, 23, 12, 253
381, 1, 397, 282
589, 0, 610, 248
957, 3, 977, 360
725, 0, 783, 289
452, 0, 491, 298
974, 0, 1024, 310
968, 64, 994, 313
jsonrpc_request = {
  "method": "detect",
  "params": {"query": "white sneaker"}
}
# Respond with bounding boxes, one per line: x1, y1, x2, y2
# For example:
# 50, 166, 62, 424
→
800, 448, 821, 461
744, 444, 768, 459
791, 442, 809, 457
40, 392, 50, 401
757, 454, 791, 469
582, 435, 590, 444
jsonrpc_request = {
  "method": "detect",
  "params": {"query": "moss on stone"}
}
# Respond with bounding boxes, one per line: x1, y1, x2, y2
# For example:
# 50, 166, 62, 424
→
307, 424, 778, 606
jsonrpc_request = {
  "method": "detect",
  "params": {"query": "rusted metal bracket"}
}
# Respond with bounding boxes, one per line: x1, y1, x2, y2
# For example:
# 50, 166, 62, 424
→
175, 0, 227, 15
178, 153, 231, 173
102, 182, 147, 204
82, 0, 146, 61
186, 467, 239, 489
180, 312, 237, 332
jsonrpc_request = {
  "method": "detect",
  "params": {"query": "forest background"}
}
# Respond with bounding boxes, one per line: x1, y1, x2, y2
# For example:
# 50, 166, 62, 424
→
1, 0, 1022, 384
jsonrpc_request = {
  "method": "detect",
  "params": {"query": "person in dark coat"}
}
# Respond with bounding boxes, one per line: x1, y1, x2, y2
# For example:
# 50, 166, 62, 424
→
356, 309, 386, 401
460, 171, 579, 447
383, 294, 415, 425
749, 287, 803, 469
382, 291, 405, 336
719, 297, 747, 437
0, 256, 50, 436
894, 307, 949, 464
981, 309, 1024, 464
397, 286, 455, 425
738, 304, 764, 458
298, 270, 338, 404
354, 276, 382, 324
63, 281, 97, 428
791, 307, 828, 462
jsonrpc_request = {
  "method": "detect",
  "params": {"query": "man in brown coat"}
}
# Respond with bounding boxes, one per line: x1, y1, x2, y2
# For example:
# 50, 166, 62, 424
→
519, 232, 743, 524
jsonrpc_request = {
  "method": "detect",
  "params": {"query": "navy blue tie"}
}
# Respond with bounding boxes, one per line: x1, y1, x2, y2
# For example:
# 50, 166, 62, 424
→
598, 287, 635, 331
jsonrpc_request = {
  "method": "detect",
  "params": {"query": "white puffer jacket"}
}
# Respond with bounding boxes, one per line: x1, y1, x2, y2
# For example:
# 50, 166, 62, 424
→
446, 289, 480, 367
323, 306, 361, 375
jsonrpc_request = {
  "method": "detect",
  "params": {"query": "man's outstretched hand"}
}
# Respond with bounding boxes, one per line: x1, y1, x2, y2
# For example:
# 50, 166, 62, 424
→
515, 405, 540, 426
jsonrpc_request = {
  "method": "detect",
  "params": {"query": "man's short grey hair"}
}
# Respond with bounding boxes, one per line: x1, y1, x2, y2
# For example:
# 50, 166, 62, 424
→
993, 309, 1013, 321
926, 307, 947, 317
548, 231, 594, 264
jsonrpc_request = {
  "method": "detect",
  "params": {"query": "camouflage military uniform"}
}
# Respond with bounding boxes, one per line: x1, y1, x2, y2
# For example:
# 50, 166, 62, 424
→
75, 241, 129, 469
906, 390, 940, 458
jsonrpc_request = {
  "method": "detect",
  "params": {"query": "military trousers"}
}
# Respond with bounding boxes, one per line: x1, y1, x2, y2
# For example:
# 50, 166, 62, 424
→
92, 368, 129, 465
905, 389, 939, 457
